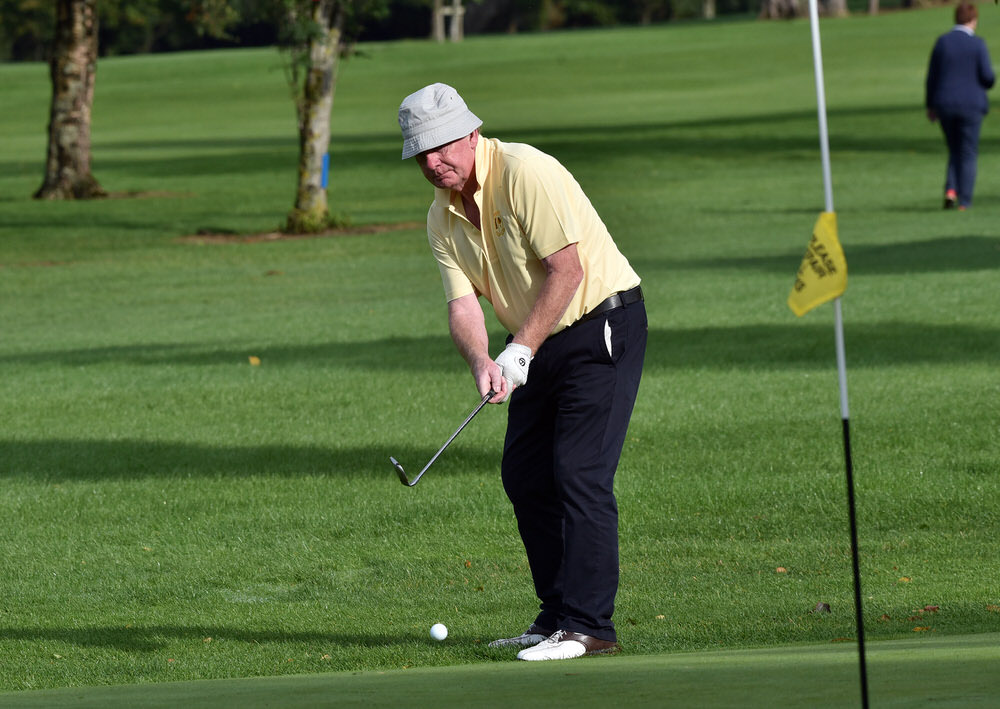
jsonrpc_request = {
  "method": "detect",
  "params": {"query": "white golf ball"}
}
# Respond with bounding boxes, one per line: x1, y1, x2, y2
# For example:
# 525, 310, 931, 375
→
430, 623, 448, 641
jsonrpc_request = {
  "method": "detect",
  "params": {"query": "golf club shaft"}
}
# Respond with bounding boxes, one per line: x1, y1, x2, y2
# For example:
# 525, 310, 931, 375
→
407, 389, 493, 486
394, 389, 495, 487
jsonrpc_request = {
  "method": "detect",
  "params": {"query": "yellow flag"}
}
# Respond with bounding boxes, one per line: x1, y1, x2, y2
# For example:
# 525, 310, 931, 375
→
788, 212, 847, 317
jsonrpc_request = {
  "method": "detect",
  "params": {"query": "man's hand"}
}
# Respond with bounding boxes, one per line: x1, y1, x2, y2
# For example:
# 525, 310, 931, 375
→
494, 343, 532, 401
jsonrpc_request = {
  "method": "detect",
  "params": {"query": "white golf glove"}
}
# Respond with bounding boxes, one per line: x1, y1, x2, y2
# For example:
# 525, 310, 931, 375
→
494, 343, 532, 401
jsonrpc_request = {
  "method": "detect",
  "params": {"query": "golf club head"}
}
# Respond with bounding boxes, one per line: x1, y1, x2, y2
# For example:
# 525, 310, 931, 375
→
389, 456, 415, 486
389, 390, 495, 488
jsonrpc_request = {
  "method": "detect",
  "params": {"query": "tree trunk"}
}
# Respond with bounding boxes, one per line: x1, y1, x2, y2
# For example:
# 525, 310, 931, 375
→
448, 0, 465, 42
432, 0, 446, 41
285, 0, 342, 234
34, 0, 105, 200
758, 0, 801, 19
703, 0, 716, 20
540, 0, 565, 30
867, 0, 879, 14
823, 0, 848, 17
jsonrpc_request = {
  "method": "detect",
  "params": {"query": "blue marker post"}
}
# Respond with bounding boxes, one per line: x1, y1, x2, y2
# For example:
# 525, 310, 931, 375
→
321, 153, 330, 189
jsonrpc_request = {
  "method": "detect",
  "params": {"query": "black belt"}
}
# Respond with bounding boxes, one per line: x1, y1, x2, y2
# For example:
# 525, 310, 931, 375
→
574, 285, 644, 326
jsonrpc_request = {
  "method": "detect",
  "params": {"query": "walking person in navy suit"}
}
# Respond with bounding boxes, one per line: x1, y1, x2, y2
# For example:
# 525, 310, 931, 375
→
925, 3, 995, 210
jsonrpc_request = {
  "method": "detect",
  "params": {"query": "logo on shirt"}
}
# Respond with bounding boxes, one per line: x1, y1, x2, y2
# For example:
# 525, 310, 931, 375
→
492, 211, 505, 237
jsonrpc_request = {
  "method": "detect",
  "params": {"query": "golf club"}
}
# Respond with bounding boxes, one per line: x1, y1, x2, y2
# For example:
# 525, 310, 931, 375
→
390, 389, 495, 487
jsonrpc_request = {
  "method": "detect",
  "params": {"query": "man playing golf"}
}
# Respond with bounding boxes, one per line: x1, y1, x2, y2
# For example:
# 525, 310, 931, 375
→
398, 83, 647, 661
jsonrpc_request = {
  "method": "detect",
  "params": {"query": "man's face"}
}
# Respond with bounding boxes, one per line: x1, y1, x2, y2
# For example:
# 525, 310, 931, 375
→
416, 131, 478, 192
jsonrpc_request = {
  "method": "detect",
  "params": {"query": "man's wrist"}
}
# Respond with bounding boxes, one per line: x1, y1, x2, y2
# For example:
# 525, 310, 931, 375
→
495, 343, 532, 390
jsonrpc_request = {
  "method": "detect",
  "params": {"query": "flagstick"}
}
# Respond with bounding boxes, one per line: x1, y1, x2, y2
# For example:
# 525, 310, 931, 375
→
808, 0, 834, 215
808, 1, 869, 707
835, 300, 868, 709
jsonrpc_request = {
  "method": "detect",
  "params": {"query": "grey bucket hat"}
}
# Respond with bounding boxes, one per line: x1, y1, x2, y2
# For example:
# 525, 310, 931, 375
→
398, 83, 482, 160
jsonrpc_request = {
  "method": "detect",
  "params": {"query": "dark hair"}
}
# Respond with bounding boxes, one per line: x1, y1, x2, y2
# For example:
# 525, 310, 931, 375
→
955, 3, 978, 25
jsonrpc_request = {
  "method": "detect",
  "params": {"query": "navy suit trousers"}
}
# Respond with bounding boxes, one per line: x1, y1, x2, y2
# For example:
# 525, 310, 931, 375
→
938, 110, 984, 207
500, 300, 646, 642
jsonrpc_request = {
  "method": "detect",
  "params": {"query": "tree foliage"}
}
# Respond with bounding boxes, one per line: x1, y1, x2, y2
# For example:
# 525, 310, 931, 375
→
1, 0, 264, 60
0, 0, 929, 60
0, 0, 55, 60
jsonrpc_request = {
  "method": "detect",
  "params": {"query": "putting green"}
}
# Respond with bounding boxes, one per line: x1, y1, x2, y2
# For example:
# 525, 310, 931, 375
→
1, 633, 996, 708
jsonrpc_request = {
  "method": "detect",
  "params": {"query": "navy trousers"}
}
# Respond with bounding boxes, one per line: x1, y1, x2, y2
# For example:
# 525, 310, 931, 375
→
500, 300, 646, 642
938, 110, 984, 207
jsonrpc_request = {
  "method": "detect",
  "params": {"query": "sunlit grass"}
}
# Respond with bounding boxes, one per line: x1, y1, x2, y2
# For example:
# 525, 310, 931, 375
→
0, 6, 998, 693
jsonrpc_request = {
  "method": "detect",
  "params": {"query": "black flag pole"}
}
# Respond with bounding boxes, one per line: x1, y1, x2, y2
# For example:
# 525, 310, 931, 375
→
836, 301, 869, 709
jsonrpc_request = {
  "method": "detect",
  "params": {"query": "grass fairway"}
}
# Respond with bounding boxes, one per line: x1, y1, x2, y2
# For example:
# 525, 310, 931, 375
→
2, 633, 998, 708
1, 3, 999, 701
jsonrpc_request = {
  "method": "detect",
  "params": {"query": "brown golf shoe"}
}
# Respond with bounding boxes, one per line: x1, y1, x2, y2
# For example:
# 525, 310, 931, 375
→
516, 630, 621, 661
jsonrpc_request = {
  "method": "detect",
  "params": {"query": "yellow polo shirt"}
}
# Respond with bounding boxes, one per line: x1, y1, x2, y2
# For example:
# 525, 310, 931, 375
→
426, 137, 640, 335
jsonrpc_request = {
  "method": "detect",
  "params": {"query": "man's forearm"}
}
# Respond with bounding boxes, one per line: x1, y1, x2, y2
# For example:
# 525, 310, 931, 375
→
448, 293, 492, 373
512, 244, 583, 354
449, 293, 510, 400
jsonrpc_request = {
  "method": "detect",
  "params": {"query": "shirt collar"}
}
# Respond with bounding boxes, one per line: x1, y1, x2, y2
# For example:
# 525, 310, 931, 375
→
472, 135, 491, 193
953, 24, 975, 36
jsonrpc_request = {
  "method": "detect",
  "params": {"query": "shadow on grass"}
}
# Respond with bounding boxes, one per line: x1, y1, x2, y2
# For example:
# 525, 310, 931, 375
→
2, 321, 997, 371
0, 336, 459, 369
94, 103, 992, 162
645, 321, 999, 370
2, 104, 976, 186
1, 439, 496, 482
645, 235, 1000, 275
0, 624, 435, 652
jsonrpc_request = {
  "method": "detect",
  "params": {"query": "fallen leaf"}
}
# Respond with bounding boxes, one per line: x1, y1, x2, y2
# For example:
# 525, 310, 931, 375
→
655, 614, 665, 620
912, 627, 931, 632
987, 605, 1000, 613
878, 614, 891, 622
776, 567, 787, 573
812, 602, 832, 614
464, 560, 472, 568
923, 605, 939, 613
898, 577, 911, 583
203, 637, 212, 643
249, 356, 261, 366
52, 654, 63, 659
321, 654, 331, 661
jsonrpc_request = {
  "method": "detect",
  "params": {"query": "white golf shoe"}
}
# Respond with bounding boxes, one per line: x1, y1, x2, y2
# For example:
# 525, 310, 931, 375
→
487, 624, 554, 649
516, 630, 620, 661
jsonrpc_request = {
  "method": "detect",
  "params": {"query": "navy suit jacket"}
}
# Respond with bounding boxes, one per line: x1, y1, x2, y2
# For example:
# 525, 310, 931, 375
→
925, 27, 995, 116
